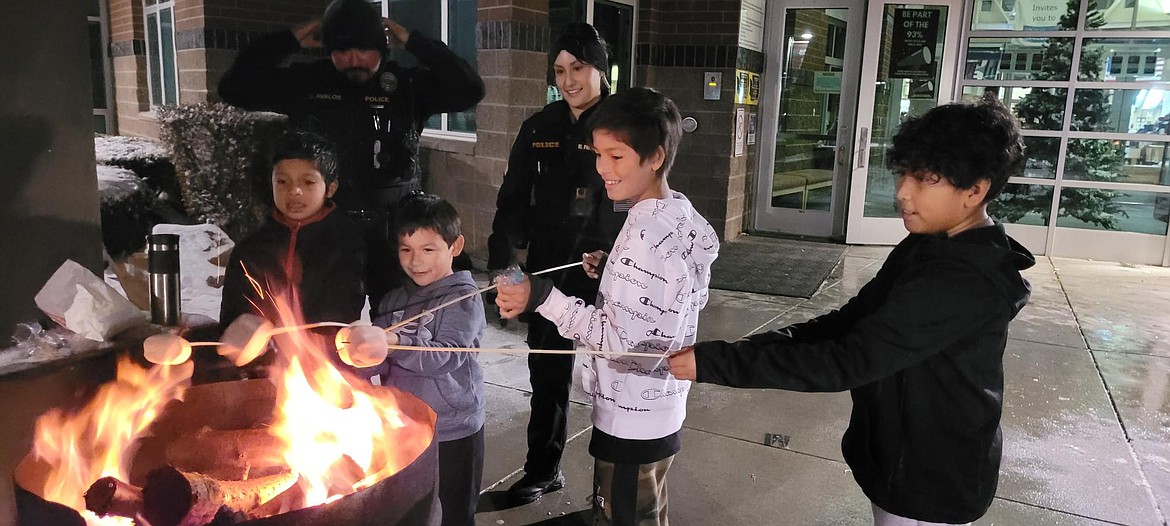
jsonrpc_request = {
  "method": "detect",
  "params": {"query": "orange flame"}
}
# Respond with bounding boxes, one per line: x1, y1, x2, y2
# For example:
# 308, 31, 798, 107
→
264, 290, 432, 506
20, 268, 435, 524
29, 356, 193, 525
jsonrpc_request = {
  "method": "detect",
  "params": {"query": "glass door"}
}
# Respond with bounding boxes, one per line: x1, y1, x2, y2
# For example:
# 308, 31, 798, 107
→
752, 1, 864, 237
592, 0, 635, 92
845, 0, 965, 244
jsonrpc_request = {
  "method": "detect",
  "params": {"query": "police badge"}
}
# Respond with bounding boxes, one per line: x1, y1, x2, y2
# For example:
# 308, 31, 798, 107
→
379, 72, 398, 94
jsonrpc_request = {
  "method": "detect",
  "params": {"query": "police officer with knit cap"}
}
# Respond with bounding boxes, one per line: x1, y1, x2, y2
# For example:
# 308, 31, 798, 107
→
219, 0, 484, 308
488, 22, 626, 504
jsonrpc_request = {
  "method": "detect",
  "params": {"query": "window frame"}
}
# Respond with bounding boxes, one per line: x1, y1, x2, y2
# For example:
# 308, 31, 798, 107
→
143, 0, 178, 107
372, 0, 478, 140
90, 0, 114, 132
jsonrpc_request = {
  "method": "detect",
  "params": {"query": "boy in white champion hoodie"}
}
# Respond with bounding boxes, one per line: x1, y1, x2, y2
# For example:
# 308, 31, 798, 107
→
496, 87, 719, 526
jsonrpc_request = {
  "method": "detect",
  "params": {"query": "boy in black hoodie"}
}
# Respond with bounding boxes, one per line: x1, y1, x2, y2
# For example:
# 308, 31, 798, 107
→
669, 100, 1035, 525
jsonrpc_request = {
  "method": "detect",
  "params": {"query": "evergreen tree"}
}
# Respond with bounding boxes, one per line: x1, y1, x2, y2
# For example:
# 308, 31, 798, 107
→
993, 0, 1126, 229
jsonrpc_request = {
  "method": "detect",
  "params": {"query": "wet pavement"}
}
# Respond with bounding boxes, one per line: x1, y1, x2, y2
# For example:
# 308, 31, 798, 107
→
471, 247, 1170, 526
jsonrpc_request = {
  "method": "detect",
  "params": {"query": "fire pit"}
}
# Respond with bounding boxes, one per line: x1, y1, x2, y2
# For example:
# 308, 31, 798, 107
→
14, 350, 440, 525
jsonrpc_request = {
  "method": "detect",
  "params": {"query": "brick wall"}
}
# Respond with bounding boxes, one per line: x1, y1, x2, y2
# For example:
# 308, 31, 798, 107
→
107, 0, 328, 137
423, 1, 551, 255
635, 0, 759, 243
102, 0, 762, 252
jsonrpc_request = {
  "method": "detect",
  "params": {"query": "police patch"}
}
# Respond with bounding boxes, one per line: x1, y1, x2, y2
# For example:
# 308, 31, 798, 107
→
379, 72, 398, 94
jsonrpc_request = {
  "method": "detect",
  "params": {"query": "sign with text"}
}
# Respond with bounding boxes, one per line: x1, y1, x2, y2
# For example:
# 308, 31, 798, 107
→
738, 0, 765, 52
890, 8, 940, 80
814, 71, 842, 94
1022, 0, 1064, 30
735, 107, 746, 157
734, 70, 760, 105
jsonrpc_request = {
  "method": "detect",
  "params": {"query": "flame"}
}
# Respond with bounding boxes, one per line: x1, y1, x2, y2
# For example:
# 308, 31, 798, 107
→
29, 356, 193, 525
265, 291, 433, 506
20, 262, 435, 524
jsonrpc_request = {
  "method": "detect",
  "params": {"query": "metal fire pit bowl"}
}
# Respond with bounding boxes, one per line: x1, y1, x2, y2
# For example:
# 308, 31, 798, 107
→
15, 378, 440, 526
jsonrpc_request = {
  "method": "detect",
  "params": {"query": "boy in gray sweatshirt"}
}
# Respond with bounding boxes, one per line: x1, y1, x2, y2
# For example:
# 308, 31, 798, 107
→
372, 193, 486, 526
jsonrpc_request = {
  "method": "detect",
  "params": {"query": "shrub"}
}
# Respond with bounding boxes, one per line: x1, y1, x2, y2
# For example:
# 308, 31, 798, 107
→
94, 134, 182, 211
156, 102, 287, 240
97, 165, 156, 259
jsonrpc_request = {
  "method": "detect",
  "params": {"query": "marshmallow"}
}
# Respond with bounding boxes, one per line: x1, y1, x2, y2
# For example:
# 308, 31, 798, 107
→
336, 324, 389, 368
143, 333, 193, 365
218, 314, 274, 367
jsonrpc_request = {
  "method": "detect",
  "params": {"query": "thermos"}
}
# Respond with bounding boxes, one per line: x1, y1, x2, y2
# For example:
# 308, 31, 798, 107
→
147, 234, 181, 326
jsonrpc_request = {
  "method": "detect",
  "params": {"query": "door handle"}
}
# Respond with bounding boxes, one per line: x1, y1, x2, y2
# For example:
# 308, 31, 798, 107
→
856, 127, 869, 169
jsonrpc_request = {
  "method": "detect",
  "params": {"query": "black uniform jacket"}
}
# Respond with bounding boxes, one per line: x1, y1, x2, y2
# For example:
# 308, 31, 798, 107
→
220, 204, 366, 327
218, 30, 485, 210
488, 99, 626, 297
694, 223, 1035, 524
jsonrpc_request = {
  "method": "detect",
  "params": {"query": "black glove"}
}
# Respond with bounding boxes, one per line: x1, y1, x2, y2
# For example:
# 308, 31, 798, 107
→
527, 274, 554, 313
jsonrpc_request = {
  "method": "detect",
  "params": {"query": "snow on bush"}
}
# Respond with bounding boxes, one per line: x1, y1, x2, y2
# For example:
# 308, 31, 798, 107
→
156, 103, 287, 240
95, 134, 182, 210
97, 165, 156, 259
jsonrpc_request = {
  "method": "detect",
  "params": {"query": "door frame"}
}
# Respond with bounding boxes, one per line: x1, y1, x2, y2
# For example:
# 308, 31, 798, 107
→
751, 0, 865, 238
588, 0, 638, 90
844, 0, 966, 244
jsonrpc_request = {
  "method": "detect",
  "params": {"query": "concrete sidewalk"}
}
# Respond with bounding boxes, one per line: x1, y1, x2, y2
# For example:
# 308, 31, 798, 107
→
470, 246, 1170, 526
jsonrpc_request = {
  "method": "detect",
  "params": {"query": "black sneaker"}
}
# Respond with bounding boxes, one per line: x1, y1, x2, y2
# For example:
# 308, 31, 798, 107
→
507, 471, 565, 504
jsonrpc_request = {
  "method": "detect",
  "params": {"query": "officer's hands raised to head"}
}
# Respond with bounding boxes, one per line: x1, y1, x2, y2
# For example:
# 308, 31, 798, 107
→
293, 19, 323, 49
383, 18, 410, 49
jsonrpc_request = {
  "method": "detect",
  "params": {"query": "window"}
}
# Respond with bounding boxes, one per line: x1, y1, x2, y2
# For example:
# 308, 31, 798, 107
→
144, 0, 177, 107
89, 0, 112, 132
376, 0, 478, 135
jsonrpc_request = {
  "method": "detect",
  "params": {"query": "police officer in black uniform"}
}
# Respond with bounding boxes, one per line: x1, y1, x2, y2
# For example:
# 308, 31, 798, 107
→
218, 0, 484, 308
488, 22, 627, 504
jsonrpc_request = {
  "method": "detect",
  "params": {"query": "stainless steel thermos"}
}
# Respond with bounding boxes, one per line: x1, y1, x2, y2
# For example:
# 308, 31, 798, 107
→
147, 234, 181, 326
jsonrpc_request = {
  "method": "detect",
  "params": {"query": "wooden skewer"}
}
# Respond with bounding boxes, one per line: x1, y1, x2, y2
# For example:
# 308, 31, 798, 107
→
384, 260, 583, 333
387, 344, 672, 360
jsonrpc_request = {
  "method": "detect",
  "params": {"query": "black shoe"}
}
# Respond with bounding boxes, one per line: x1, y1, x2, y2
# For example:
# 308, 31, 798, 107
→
507, 471, 565, 504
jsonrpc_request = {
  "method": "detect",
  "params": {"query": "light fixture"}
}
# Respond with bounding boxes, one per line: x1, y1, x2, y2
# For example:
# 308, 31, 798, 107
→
800, 31, 813, 40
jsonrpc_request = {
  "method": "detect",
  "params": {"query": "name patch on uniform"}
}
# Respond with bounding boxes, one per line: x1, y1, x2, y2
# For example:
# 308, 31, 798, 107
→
532, 141, 560, 149
578, 143, 594, 152
311, 93, 342, 100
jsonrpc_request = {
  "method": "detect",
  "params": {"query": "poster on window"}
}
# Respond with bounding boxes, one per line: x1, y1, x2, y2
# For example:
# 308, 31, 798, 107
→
890, 8, 940, 80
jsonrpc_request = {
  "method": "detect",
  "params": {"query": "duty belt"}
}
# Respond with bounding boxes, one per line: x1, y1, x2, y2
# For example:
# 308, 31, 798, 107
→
345, 209, 388, 221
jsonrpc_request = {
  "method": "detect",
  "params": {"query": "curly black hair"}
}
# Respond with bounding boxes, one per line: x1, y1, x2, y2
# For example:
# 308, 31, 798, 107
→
886, 98, 1024, 202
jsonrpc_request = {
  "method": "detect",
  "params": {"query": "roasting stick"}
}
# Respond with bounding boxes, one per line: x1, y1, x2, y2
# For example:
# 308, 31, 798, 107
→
383, 260, 584, 334
386, 344, 670, 360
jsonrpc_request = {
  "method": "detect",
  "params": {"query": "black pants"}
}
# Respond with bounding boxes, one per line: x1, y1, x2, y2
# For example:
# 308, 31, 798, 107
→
523, 316, 577, 478
438, 426, 485, 526
354, 213, 405, 312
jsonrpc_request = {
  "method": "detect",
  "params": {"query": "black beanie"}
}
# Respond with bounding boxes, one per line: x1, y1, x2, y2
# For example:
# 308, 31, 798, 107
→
322, 0, 386, 52
550, 22, 609, 74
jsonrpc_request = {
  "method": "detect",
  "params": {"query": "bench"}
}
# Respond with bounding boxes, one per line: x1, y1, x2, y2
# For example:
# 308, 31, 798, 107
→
772, 169, 834, 209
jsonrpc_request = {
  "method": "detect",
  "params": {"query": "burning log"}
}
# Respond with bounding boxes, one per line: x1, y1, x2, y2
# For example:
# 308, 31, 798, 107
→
142, 466, 299, 526
164, 427, 285, 479
83, 476, 143, 520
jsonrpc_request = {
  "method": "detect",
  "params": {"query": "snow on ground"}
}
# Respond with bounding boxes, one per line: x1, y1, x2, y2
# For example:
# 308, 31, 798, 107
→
150, 224, 235, 323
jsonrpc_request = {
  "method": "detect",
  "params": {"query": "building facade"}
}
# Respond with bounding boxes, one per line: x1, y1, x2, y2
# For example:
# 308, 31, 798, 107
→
89, 0, 1170, 265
